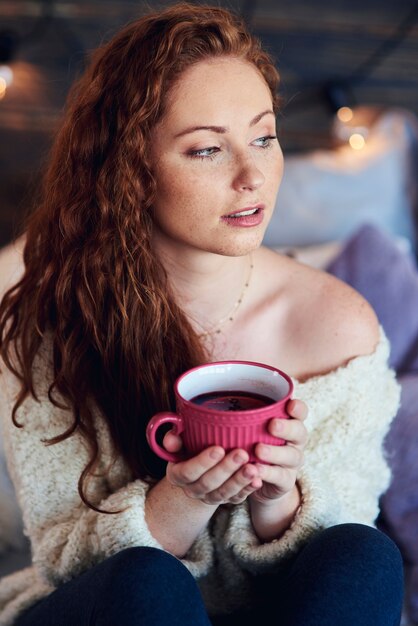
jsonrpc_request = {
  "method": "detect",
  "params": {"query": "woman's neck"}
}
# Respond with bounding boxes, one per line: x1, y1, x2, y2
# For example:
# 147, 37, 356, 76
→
155, 243, 253, 337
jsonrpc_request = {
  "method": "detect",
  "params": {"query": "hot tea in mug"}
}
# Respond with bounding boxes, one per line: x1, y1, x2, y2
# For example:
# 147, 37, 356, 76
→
190, 390, 276, 411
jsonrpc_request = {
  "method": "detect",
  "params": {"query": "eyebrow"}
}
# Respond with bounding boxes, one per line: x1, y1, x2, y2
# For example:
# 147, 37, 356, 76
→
174, 109, 275, 138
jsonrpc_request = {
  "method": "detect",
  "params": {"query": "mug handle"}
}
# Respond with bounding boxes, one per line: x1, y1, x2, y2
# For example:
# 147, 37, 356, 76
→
146, 412, 185, 462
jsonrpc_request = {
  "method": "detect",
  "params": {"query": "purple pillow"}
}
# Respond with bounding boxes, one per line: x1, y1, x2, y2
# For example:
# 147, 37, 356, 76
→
379, 374, 418, 623
326, 223, 418, 373
327, 224, 418, 622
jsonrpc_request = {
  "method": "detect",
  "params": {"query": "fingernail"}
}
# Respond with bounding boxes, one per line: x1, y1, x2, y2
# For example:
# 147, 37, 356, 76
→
243, 466, 256, 479
210, 448, 223, 460
273, 418, 283, 432
258, 444, 268, 457
233, 452, 246, 464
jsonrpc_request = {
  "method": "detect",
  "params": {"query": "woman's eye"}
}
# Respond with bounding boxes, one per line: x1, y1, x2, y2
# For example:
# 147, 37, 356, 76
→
188, 146, 220, 160
253, 135, 277, 148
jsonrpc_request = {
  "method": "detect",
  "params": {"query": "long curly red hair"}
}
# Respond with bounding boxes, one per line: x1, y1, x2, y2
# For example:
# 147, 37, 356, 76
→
0, 3, 280, 510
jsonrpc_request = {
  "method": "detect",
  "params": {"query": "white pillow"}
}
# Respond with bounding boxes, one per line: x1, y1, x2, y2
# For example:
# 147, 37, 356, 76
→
263, 108, 418, 249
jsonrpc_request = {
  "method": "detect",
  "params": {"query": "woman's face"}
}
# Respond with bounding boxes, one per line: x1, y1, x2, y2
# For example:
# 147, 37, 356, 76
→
150, 56, 284, 258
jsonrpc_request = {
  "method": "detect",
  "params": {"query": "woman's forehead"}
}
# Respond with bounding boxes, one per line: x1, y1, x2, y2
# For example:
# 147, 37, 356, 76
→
160, 58, 273, 127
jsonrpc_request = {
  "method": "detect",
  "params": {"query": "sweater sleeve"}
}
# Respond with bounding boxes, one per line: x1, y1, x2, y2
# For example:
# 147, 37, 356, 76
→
214, 326, 401, 574
1, 344, 213, 588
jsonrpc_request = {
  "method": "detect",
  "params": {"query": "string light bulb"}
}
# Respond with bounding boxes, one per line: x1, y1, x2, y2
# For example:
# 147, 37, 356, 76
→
337, 106, 354, 123
0, 65, 13, 86
323, 82, 367, 149
336, 106, 368, 148
0, 78, 6, 100
333, 113, 369, 149
0, 30, 18, 102
0, 64, 14, 99
348, 132, 366, 150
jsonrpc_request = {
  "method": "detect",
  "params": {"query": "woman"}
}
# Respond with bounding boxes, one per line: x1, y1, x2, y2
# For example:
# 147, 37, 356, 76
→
0, 3, 403, 625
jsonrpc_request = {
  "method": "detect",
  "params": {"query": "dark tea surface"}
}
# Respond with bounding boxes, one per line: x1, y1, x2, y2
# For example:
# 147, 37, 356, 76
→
190, 390, 275, 411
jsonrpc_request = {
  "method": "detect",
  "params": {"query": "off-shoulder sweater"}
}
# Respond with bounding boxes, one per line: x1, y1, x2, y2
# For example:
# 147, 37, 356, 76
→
0, 328, 400, 625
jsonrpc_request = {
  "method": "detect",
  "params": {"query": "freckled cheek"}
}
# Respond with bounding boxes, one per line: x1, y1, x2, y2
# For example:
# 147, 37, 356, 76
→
156, 165, 201, 201
157, 164, 221, 206
268, 154, 284, 194
155, 169, 184, 201
153, 168, 220, 229
275, 162, 284, 190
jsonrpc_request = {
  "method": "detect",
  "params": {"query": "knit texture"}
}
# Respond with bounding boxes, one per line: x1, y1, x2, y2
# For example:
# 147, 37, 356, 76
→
0, 327, 400, 624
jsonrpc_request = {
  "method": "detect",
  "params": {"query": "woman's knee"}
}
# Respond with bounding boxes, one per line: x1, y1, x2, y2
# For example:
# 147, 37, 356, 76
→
279, 524, 404, 625
16, 548, 206, 626
316, 523, 403, 572
98, 546, 195, 593
293, 523, 404, 599
102, 546, 183, 573
92, 547, 209, 625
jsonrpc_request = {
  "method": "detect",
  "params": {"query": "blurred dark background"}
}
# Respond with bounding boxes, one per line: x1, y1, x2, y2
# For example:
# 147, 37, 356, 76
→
0, 0, 417, 248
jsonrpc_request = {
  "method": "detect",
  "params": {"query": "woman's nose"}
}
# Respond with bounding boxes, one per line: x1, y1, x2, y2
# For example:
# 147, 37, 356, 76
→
232, 157, 265, 192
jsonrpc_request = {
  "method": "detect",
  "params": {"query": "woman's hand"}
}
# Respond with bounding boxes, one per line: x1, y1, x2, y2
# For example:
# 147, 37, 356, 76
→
250, 398, 308, 504
161, 396, 307, 535
163, 431, 263, 506
248, 398, 309, 542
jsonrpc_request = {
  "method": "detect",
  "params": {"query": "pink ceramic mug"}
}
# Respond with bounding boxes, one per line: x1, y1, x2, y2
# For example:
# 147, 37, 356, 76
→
146, 360, 293, 463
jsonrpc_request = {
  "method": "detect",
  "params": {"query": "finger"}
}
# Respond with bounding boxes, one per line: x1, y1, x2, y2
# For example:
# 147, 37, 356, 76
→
254, 464, 295, 494
168, 446, 226, 486
268, 418, 308, 447
254, 442, 304, 468
163, 430, 183, 453
189, 450, 253, 498
286, 399, 308, 420
201, 463, 262, 504
229, 479, 263, 504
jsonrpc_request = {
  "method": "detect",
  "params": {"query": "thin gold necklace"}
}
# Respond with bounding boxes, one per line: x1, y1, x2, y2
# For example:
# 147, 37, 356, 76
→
198, 253, 254, 339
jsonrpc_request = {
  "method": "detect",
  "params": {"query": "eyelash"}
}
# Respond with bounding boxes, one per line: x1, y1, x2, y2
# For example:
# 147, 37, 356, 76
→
187, 135, 277, 160
253, 135, 277, 148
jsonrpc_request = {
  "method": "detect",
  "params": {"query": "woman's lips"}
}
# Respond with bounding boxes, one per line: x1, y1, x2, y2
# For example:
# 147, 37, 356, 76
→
221, 205, 265, 227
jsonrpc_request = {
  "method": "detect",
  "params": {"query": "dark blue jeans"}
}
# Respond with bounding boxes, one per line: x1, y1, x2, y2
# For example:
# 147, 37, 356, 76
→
16, 524, 403, 626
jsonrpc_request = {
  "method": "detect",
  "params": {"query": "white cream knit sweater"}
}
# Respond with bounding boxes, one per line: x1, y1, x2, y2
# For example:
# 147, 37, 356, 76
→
0, 327, 400, 624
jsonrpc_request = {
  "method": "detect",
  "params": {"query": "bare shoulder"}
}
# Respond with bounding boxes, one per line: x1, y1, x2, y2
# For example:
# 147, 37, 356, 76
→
256, 247, 380, 379
313, 267, 379, 355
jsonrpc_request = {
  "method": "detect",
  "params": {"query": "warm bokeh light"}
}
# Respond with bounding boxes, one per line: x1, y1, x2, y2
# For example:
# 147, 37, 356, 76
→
349, 132, 366, 150
0, 61, 61, 131
0, 65, 13, 86
0, 77, 7, 99
337, 106, 354, 123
